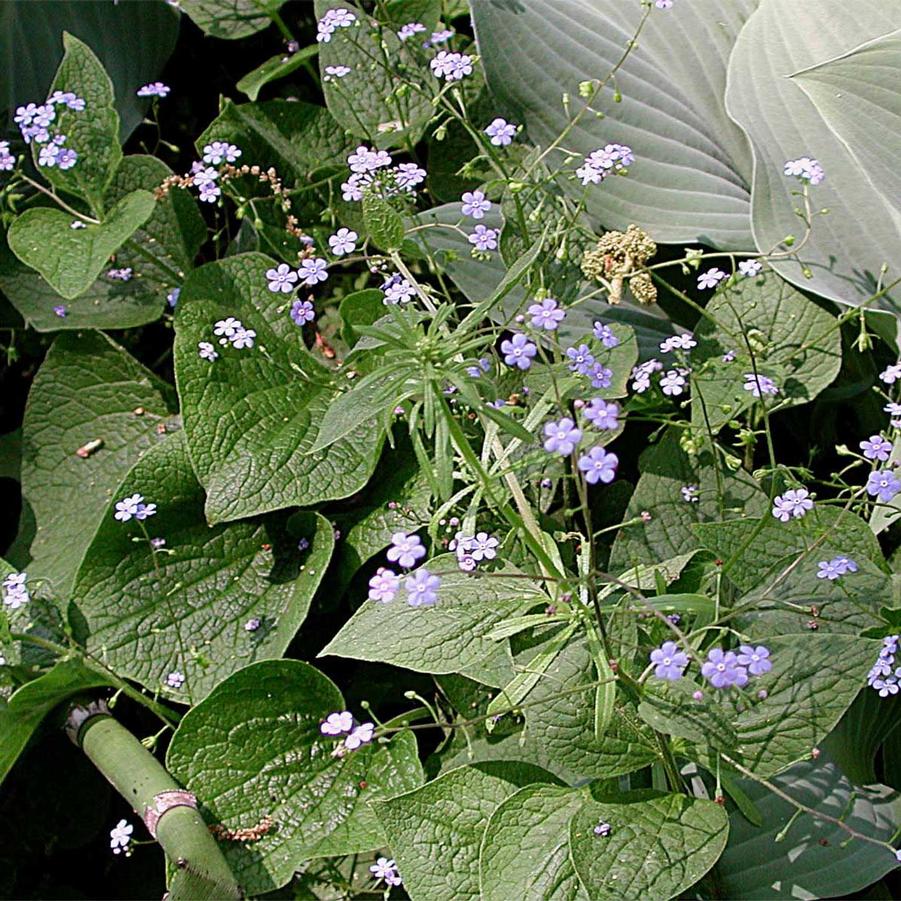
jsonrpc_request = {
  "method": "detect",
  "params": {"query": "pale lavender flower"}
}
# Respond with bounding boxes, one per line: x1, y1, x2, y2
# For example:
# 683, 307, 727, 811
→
583, 399, 620, 430
343, 721, 375, 749
784, 157, 825, 185
660, 369, 688, 396
370, 857, 402, 887
244, 617, 261, 632
588, 362, 613, 390
202, 141, 241, 164
577, 447, 618, 484
405, 569, 441, 607
397, 21, 426, 40
49, 90, 85, 110
484, 118, 516, 146
879, 363, 901, 385
816, 556, 857, 580
198, 181, 221, 203
543, 418, 582, 455
137, 82, 170, 98
861, 435, 892, 462
630, 359, 663, 393
576, 144, 634, 184
395, 162, 427, 190
867, 470, 901, 503
697, 268, 726, 289
320, 710, 353, 735
106, 267, 133, 282
501, 333, 537, 370
743, 373, 779, 398
650, 641, 689, 681
722, 350, 737, 363
701, 648, 748, 689
2, 572, 29, 610
466, 358, 491, 378
528, 297, 565, 330
324, 65, 351, 79
655, 0, 674, 8
328, 227, 357, 256
659, 333, 696, 353
566, 344, 595, 375
428, 29, 454, 45
347, 144, 391, 173
469, 225, 499, 252
461, 189, 491, 219
109, 820, 133, 856
0, 141, 15, 171
167, 288, 180, 308
739, 259, 762, 278
681, 485, 699, 503
290, 299, 315, 326
470, 532, 499, 562
114, 493, 145, 522
368, 568, 400, 603
198, 341, 218, 361
214, 317, 241, 338
317, 8, 356, 42
771, 487, 814, 522
593, 322, 620, 347
166, 671, 185, 689
594, 821, 612, 836
382, 277, 416, 304
298, 257, 328, 286
737, 644, 772, 676
430, 51, 473, 81
229, 327, 256, 349
387, 532, 426, 569
266, 263, 298, 293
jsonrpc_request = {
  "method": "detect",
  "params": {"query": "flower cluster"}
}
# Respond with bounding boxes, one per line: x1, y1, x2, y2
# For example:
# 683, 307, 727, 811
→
114, 493, 157, 523
202, 141, 241, 165
0, 141, 16, 171
784, 157, 825, 186
212, 317, 256, 350
137, 82, 170, 98
109, 819, 134, 856
370, 857, 403, 887
867, 636, 900, 697
450, 531, 499, 571
576, 143, 634, 185
316, 7, 356, 43
649, 641, 772, 688
15, 92, 84, 168
381, 273, 417, 305
816, 555, 858, 580
771, 487, 814, 522
341, 144, 426, 202
429, 51, 473, 81
320, 709, 375, 755
368, 533, 441, 606
2, 572, 29, 610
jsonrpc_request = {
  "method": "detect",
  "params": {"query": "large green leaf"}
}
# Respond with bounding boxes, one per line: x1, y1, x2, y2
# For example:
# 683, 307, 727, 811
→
692, 274, 842, 433
471, 0, 757, 248
609, 428, 767, 572
166, 660, 423, 895
414, 205, 674, 359
0, 156, 204, 331
71, 432, 334, 703
18, 331, 177, 595
720, 758, 901, 898
173, 253, 383, 523
567, 791, 729, 900
0, 658, 112, 786
377, 763, 558, 901
320, 556, 548, 688
8, 190, 156, 300
0, 0, 179, 141
39, 32, 123, 210
725, 0, 901, 309
178, 0, 283, 39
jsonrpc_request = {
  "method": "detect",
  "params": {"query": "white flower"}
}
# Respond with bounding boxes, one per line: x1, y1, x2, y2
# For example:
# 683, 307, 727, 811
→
114, 493, 144, 522
320, 710, 354, 735
166, 671, 185, 689
738, 259, 762, 278
697, 268, 726, 290
230, 328, 256, 349
198, 342, 218, 361
214, 317, 242, 338
344, 721, 375, 750
109, 819, 134, 855
660, 369, 688, 396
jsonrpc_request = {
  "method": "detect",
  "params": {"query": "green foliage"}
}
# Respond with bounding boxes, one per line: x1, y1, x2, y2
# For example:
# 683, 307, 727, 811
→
179, 0, 285, 39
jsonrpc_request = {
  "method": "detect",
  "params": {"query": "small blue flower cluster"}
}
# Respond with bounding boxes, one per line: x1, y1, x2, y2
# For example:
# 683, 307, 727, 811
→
14, 91, 85, 169
368, 533, 441, 607
867, 635, 900, 697
650, 641, 772, 690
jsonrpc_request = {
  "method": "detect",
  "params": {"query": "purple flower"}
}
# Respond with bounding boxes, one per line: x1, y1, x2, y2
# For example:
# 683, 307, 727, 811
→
382, 276, 416, 304
743, 373, 779, 398
583, 399, 620, 430
328, 227, 357, 256
576, 144, 634, 184
784, 157, 825, 185
344, 721, 375, 749
577, 447, 618, 485
593, 322, 620, 347
543, 418, 583, 455
298, 257, 328, 286
290, 299, 315, 326
860, 435, 892, 462
659, 333, 696, 353
566, 344, 595, 375
114, 493, 155, 522
198, 341, 218, 362
737, 644, 772, 676
655, 0, 674, 8
879, 363, 901, 384
866, 470, 901, 503
202, 141, 241, 164
681, 485, 699, 502
631, 359, 663, 393
53, 304, 67, 318
371, 857, 402, 887
528, 297, 565, 330
588, 362, 613, 390
771, 487, 814, 522
469, 225, 499, 252
501, 333, 537, 370
397, 21, 426, 40
167, 288, 180, 308
244, 616, 261, 632
395, 163, 427, 191
317, 8, 356, 42
593, 821, 612, 837
697, 268, 727, 290
368, 568, 400, 603
484, 118, 516, 146
320, 710, 353, 735
387, 532, 426, 569
137, 82, 170, 98
701, 648, 748, 689
660, 369, 688, 396
266, 263, 298, 293
650, 641, 689, 681
430, 51, 473, 81
405, 568, 441, 606
347, 144, 391, 173
739, 260, 762, 278
461, 190, 491, 219
49, 90, 85, 111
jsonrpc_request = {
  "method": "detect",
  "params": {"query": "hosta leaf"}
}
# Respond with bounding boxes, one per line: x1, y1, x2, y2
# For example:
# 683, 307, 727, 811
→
377, 762, 558, 901
166, 660, 423, 895
0, 658, 112, 786
471, 0, 757, 248
8, 190, 155, 300
0, 156, 204, 331
692, 274, 842, 433
609, 428, 767, 572
725, 0, 901, 309
568, 790, 729, 901
320, 556, 548, 688
71, 432, 334, 703
237, 45, 319, 101
173, 253, 383, 522
39, 33, 123, 210
19, 331, 177, 596
197, 99, 354, 182
179, 0, 284, 39
414, 204, 674, 359
479, 784, 589, 901
719, 758, 901, 899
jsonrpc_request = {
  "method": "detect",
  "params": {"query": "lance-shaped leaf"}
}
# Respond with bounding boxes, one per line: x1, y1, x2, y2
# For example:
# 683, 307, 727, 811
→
725, 0, 901, 309
173, 253, 383, 522
237, 45, 319, 101
377, 762, 559, 901
320, 556, 548, 688
166, 660, 423, 895
19, 331, 177, 596
0, 156, 204, 331
471, 0, 757, 248
71, 432, 334, 703
7, 190, 156, 300
179, 0, 285, 39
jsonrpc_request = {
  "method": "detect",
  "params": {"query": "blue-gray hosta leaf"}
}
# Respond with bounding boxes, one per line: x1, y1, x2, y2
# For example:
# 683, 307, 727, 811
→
178, 0, 285, 39
71, 432, 334, 703
725, 0, 901, 309
166, 660, 423, 895
471, 0, 758, 248
173, 253, 383, 523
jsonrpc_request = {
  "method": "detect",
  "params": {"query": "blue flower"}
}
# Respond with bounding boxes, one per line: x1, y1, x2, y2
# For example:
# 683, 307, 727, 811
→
543, 418, 582, 455
649, 641, 689, 681
501, 333, 537, 370
405, 569, 441, 606
577, 447, 618, 484
701, 648, 748, 689
867, 470, 901, 503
